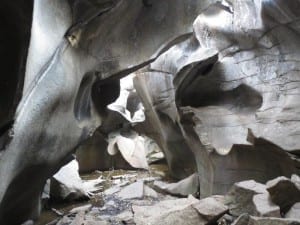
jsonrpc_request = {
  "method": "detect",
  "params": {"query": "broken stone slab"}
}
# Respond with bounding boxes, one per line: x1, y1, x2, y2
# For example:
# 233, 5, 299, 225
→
253, 193, 281, 217
84, 220, 109, 225
144, 185, 158, 198
70, 211, 85, 225
104, 185, 121, 196
285, 203, 300, 220
153, 173, 199, 196
115, 210, 134, 225
267, 176, 300, 213
117, 181, 145, 200
192, 195, 228, 222
70, 204, 92, 214
225, 180, 267, 216
249, 216, 300, 225
232, 214, 300, 225
115, 180, 158, 200
132, 195, 204, 225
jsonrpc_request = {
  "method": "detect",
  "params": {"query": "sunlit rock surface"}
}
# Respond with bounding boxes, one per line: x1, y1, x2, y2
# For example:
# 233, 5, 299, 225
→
0, 0, 300, 224
135, 0, 300, 196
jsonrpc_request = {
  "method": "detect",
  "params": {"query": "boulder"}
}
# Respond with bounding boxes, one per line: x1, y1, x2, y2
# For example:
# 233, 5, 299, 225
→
192, 195, 228, 222
267, 176, 300, 213
153, 173, 199, 196
253, 193, 281, 217
132, 196, 205, 225
225, 180, 267, 216
285, 203, 300, 220
70, 204, 92, 214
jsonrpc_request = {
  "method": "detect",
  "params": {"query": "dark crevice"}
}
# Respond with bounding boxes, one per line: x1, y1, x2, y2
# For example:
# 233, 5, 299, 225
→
91, 78, 120, 116
0, 0, 33, 131
74, 72, 96, 122
181, 84, 263, 113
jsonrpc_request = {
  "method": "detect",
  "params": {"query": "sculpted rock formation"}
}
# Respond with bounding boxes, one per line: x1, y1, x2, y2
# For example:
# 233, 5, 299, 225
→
134, 0, 300, 196
0, 0, 300, 224
0, 0, 208, 224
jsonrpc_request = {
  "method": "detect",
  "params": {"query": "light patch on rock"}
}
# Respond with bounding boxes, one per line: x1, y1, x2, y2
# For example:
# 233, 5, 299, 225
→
285, 203, 300, 220
50, 160, 103, 201
153, 173, 199, 196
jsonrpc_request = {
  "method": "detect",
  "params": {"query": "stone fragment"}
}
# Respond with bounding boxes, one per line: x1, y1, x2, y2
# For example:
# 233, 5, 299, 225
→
225, 180, 267, 216
117, 181, 144, 200
70, 211, 85, 225
85, 220, 109, 225
153, 173, 199, 196
285, 203, 300, 220
104, 185, 121, 196
70, 204, 92, 214
57, 216, 72, 225
248, 216, 300, 225
232, 214, 300, 225
253, 193, 281, 217
115, 210, 134, 225
144, 185, 158, 198
132, 196, 204, 225
267, 176, 300, 213
192, 195, 228, 222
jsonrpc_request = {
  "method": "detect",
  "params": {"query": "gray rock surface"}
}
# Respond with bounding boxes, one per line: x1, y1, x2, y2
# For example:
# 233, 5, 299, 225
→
225, 180, 267, 216
134, 0, 300, 197
243, 216, 300, 225
153, 173, 199, 196
132, 196, 203, 225
0, 1, 207, 223
117, 181, 144, 200
253, 193, 281, 217
285, 203, 300, 219
1, 0, 300, 224
192, 195, 228, 222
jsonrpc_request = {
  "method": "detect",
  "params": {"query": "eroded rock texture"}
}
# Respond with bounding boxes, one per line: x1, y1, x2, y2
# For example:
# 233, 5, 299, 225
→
135, 0, 300, 196
0, 0, 208, 224
0, 0, 300, 224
